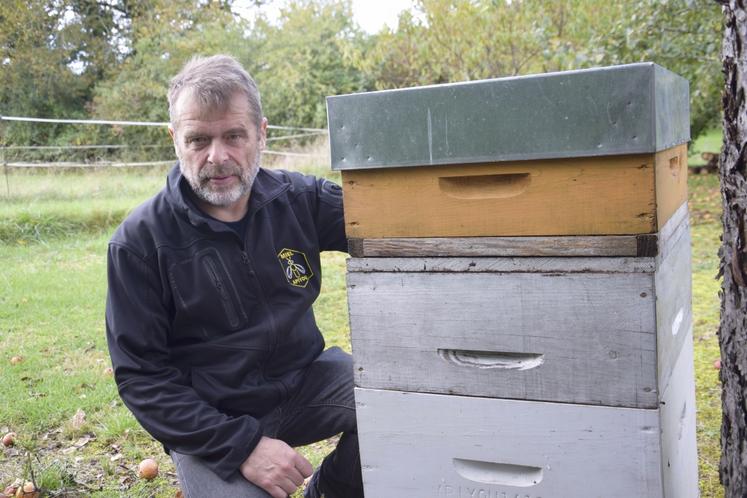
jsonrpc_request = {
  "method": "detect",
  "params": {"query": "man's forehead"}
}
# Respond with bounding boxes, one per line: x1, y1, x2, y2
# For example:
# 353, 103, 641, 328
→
173, 89, 253, 127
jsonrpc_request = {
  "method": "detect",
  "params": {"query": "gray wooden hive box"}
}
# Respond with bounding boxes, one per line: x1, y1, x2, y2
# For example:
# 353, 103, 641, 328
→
327, 63, 697, 498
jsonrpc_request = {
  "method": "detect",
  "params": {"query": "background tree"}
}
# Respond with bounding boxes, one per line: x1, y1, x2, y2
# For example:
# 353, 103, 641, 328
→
0, 0, 95, 144
87, 0, 246, 147
598, 0, 722, 139
717, 1, 747, 495
248, 0, 366, 129
354, 0, 622, 87
0, 0, 723, 145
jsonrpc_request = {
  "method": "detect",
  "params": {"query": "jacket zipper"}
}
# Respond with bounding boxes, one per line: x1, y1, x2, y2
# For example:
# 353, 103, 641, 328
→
240, 237, 286, 399
204, 256, 240, 329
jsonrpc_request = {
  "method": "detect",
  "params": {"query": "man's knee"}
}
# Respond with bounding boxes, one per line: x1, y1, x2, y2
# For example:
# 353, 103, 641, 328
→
171, 451, 271, 498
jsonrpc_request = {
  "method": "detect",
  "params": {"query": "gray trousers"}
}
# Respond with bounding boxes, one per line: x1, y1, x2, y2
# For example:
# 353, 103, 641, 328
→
171, 347, 363, 498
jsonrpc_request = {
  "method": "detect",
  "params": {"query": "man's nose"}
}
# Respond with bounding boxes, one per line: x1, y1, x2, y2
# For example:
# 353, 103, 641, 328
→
207, 140, 229, 164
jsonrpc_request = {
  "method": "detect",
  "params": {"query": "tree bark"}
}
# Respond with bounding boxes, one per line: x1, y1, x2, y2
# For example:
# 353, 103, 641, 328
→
719, 1, 747, 496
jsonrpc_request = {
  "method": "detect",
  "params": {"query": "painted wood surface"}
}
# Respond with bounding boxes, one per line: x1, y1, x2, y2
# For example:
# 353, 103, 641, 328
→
348, 270, 660, 408
341, 148, 685, 238
348, 200, 689, 259
657, 198, 689, 262
659, 326, 699, 498
655, 229, 693, 394
347, 234, 691, 408
355, 388, 664, 498
655, 144, 689, 231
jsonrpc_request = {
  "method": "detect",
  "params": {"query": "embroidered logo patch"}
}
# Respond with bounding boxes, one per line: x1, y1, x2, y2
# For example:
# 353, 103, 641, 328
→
277, 248, 314, 288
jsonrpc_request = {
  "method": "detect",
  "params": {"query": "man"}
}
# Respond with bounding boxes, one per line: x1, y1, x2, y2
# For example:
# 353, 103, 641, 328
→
105, 54, 363, 498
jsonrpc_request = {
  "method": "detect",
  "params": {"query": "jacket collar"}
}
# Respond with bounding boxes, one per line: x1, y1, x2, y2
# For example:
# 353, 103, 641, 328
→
165, 163, 289, 231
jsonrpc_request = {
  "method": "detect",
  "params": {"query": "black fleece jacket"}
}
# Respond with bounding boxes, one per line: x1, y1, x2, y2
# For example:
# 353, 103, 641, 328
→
105, 165, 347, 479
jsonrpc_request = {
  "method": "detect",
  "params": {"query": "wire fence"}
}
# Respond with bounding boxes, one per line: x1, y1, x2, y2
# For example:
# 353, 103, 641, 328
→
0, 115, 329, 171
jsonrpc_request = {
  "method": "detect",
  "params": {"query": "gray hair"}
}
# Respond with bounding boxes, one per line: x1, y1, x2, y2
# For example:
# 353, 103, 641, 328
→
168, 54, 263, 129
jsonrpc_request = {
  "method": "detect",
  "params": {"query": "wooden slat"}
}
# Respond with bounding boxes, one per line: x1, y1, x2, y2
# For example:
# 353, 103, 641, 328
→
348, 271, 659, 408
347, 256, 656, 274
347, 202, 689, 258
348, 234, 642, 257
355, 389, 664, 498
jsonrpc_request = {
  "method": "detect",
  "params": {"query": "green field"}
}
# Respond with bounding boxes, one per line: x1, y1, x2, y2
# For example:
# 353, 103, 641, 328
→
0, 132, 726, 497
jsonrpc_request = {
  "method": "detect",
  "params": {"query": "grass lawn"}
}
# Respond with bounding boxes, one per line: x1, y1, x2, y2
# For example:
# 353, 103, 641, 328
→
0, 131, 726, 496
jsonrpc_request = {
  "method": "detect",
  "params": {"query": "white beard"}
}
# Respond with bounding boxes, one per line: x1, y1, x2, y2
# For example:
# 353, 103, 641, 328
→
181, 149, 261, 207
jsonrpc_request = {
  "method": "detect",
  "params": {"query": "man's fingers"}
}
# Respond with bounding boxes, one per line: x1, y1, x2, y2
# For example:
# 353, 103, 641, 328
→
239, 437, 312, 496
268, 485, 289, 498
277, 475, 301, 496
286, 466, 305, 487
293, 453, 313, 477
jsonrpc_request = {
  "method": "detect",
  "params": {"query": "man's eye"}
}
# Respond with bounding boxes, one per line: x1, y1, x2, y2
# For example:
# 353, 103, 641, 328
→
227, 133, 242, 141
187, 137, 208, 146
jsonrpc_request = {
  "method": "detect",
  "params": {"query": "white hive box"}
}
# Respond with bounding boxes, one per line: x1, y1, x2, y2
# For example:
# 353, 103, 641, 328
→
355, 329, 696, 498
347, 204, 691, 409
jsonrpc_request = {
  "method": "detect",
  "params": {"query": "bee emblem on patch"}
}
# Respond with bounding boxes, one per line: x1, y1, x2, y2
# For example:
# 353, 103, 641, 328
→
277, 248, 314, 288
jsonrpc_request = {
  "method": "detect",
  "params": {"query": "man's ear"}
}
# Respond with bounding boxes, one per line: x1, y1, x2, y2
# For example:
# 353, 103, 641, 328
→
259, 117, 268, 150
168, 126, 180, 158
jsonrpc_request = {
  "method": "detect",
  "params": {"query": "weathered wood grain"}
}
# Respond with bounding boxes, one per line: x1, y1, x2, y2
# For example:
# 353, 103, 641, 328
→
655, 229, 693, 394
355, 388, 664, 498
348, 234, 642, 257
659, 327, 698, 498
347, 233, 692, 408
347, 201, 689, 258
346, 256, 656, 274
348, 270, 659, 408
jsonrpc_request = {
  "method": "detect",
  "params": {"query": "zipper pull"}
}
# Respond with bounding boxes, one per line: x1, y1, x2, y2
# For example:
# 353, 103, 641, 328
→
240, 252, 255, 276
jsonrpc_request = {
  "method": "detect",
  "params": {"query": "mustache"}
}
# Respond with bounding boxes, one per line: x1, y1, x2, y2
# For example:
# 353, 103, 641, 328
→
197, 163, 241, 182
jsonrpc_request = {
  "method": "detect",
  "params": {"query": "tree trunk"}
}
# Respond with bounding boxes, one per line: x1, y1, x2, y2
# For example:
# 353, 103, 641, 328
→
719, 1, 747, 496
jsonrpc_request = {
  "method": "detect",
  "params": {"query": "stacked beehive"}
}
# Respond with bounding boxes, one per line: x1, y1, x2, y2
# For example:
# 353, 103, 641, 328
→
327, 63, 697, 498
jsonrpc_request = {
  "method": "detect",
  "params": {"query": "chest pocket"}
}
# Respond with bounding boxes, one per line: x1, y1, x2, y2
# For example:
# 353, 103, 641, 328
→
168, 247, 248, 335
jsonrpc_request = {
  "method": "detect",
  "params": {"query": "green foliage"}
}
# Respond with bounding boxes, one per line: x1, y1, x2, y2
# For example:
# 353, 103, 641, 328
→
0, 0, 723, 145
84, 1, 246, 146
595, 0, 723, 138
354, 0, 624, 89
83, 0, 365, 140
0, 0, 91, 144
248, 0, 366, 128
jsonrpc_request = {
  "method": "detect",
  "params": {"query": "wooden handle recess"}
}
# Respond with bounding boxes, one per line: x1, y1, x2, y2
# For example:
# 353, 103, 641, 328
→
437, 349, 544, 371
438, 173, 531, 199
453, 458, 543, 487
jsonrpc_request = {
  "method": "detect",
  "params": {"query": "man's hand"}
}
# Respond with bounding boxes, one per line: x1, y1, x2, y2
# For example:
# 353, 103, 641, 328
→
239, 436, 313, 498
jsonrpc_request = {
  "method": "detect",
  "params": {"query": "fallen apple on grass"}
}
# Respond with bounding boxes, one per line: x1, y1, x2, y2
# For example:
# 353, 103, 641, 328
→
138, 458, 159, 480
14, 482, 39, 498
1, 432, 15, 447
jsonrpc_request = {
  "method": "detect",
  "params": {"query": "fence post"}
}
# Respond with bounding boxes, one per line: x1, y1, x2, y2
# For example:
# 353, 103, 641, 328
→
1, 115, 8, 197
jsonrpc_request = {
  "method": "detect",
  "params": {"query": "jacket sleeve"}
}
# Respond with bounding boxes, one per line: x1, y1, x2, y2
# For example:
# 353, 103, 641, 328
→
105, 242, 262, 480
314, 177, 348, 253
